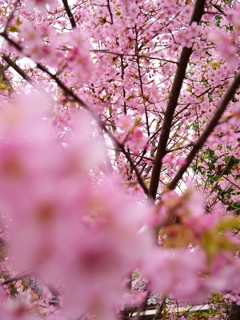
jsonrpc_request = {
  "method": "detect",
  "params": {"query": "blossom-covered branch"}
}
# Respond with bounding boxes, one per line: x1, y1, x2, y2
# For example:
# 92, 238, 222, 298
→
169, 71, 240, 190
149, 0, 206, 199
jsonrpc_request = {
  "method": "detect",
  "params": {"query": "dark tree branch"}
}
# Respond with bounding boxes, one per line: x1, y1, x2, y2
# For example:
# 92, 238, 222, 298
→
106, 0, 113, 24
0, 62, 13, 91
0, 237, 5, 246
2, 54, 54, 102
169, 71, 240, 190
149, 0, 206, 200
135, 37, 150, 136
152, 298, 166, 320
91, 49, 178, 64
206, 156, 233, 200
4, 0, 20, 33
212, 4, 226, 16
2, 54, 36, 86
228, 302, 240, 320
0, 272, 32, 286
132, 290, 150, 320
0, 31, 22, 51
1, 272, 59, 303
62, 0, 77, 29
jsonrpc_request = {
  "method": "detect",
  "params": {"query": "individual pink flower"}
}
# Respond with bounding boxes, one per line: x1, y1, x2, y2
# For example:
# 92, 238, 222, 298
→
142, 248, 207, 303
226, 6, 240, 29
26, 0, 58, 11
187, 22, 200, 38
162, 154, 173, 164
117, 114, 133, 130
127, 128, 148, 154
208, 29, 239, 69
175, 158, 187, 166
65, 30, 93, 84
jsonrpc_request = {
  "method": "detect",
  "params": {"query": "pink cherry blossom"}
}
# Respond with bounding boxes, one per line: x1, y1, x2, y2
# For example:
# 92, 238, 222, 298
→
0, 0, 240, 318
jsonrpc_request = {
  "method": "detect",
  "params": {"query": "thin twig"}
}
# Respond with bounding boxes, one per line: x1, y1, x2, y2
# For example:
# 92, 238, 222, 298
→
149, 0, 206, 200
0, 272, 32, 286
132, 290, 150, 320
4, 0, 20, 33
169, 72, 240, 190
153, 297, 166, 320
91, 50, 177, 64
106, 0, 113, 24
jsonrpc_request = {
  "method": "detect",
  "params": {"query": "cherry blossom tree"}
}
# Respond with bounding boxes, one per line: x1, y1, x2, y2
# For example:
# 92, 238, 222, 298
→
0, 0, 240, 319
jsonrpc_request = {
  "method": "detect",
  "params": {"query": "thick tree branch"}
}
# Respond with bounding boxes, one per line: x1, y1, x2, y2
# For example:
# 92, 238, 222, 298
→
169, 72, 240, 190
62, 0, 77, 29
149, 0, 206, 200
228, 302, 240, 320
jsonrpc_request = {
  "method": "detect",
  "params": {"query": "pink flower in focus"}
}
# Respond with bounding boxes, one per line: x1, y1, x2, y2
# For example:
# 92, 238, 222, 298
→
187, 22, 200, 38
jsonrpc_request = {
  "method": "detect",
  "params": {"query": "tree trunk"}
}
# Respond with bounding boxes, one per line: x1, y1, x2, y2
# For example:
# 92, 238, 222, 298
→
228, 302, 240, 320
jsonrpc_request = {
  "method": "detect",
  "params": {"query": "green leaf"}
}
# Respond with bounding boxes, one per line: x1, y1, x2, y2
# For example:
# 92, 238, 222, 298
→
16, 16, 21, 27
8, 25, 19, 33
0, 83, 11, 90
216, 217, 240, 232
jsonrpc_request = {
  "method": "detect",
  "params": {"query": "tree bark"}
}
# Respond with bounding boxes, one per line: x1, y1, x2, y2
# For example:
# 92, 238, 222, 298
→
149, 0, 206, 200
228, 302, 240, 320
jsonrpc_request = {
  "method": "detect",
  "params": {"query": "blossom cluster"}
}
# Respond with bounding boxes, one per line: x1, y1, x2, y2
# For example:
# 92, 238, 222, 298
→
0, 96, 238, 319
0, 0, 240, 319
